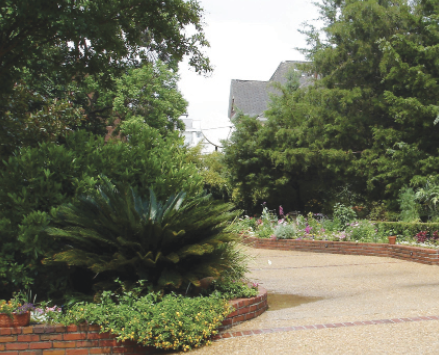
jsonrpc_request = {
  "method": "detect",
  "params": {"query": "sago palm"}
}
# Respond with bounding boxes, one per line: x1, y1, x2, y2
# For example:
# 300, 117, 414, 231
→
44, 178, 243, 291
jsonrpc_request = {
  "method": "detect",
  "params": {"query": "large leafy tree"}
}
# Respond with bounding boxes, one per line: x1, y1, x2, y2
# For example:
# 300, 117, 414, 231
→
225, 0, 439, 213
0, 0, 210, 94
0, 0, 209, 157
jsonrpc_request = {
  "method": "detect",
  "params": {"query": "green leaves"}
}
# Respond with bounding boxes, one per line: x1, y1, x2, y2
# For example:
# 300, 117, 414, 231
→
43, 177, 242, 292
225, 0, 439, 214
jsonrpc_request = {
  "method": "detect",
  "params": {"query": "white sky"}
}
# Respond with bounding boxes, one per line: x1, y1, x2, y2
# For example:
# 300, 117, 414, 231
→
178, 0, 322, 121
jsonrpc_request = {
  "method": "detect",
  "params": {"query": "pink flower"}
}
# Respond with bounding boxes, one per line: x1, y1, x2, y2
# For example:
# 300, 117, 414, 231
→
279, 205, 284, 217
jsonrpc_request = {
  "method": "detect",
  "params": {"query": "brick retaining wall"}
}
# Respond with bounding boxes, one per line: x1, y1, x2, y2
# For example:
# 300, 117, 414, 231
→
0, 288, 268, 354
242, 236, 439, 265
219, 287, 268, 331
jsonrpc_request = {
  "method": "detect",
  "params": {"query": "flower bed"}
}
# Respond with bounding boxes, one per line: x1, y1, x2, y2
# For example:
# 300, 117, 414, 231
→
242, 236, 439, 265
0, 289, 267, 354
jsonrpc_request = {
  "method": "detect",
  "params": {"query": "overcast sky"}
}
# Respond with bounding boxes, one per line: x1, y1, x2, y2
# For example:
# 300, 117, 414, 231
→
178, 0, 321, 121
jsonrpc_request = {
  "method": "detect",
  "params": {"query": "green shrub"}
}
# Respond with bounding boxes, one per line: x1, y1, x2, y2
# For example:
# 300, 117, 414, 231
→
54, 283, 232, 352
44, 178, 243, 293
274, 224, 297, 239
398, 187, 420, 222
257, 226, 275, 239
0, 126, 203, 298
347, 220, 378, 242
333, 203, 356, 230
374, 221, 439, 238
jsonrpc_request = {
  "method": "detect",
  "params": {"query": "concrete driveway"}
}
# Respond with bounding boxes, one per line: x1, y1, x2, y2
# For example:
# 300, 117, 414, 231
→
180, 247, 439, 355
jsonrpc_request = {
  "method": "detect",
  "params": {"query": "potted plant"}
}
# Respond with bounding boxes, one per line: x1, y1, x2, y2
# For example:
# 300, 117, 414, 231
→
0, 298, 33, 328
388, 229, 397, 244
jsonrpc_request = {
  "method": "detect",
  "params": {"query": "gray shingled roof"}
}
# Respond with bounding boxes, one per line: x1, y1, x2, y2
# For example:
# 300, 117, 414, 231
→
228, 61, 312, 119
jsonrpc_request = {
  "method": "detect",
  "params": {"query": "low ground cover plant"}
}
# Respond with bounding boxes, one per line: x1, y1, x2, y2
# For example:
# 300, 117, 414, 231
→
53, 284, 233, 352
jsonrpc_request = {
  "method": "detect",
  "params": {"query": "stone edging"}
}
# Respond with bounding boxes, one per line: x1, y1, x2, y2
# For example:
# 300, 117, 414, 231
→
242, 236, 439, 265
0, 288, 268, 354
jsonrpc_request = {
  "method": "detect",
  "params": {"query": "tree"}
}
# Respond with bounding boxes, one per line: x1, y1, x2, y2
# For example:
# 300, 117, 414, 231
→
0, 0, 210, 95
0, 0, 209, 157
225, 0, 439, 213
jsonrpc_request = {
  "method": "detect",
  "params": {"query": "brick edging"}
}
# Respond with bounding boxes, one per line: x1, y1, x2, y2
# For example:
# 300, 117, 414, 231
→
0, 324, 155, 354
220, 287, 268, 331
212, 315, 439, 340
242, 237, 439, 265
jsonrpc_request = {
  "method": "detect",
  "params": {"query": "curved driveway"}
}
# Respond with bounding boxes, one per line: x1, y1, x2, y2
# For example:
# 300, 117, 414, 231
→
182, 246, 439, 355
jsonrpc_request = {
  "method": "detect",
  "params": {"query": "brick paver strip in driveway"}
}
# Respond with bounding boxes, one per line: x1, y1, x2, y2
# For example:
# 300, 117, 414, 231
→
213, 314, 439, 340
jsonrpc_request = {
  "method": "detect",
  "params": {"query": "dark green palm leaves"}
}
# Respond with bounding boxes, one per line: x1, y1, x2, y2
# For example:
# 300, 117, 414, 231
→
44, 179, 240, 290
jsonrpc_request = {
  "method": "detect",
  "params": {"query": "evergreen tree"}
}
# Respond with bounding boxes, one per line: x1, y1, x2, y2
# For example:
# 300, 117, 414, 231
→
225, 0, 439, 213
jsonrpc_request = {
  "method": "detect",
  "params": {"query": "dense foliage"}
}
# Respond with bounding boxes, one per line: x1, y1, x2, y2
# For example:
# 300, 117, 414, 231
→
224, 0, 439, 215
0, 124, 204, 299
58, 290, 230, 352
1, 0, 210, 158
44, 178, 243, 292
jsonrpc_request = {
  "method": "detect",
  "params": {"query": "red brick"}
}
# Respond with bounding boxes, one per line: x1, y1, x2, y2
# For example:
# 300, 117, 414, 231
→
30, 342, 53, 349
23, 351, 44, 355
53, 341, 76, 348
238, 306, 251, 315
33, 326, 47, 334
18, 334, 40, 342
40, 334, 63, 341
63, 333, 86, 341
0, 327, 21, 335
0, 344, 4, 351
22, 326, 36, 334
0, 352, 19, 355
66, 325, 77, 332
43, 326, 56, 334
0, 336, 17, 343
234, 315, 245, 323
76, 340, 99, 347
99, 339, 118, 347
87, 332, 110, 340
90, 347, 112, 354
112, 347, 130, 353
43, 351, 66, 355
54, 325, 67, 333
66, 350, 89, 355
6, 342, 29, 350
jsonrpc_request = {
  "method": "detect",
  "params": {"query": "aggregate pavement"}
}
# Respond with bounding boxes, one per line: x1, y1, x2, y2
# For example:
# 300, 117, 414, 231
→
178, 247, 439, 355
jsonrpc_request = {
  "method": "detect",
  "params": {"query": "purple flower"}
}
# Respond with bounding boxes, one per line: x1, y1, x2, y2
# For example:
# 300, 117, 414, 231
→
305, 226, 313, 234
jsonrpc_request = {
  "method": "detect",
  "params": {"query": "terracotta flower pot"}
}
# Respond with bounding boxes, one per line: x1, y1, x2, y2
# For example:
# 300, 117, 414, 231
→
388, 236, 397, 245
0, 312, 30, 327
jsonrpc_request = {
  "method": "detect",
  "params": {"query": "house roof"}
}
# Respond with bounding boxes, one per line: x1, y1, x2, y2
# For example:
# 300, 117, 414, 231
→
228, 60, 313, 119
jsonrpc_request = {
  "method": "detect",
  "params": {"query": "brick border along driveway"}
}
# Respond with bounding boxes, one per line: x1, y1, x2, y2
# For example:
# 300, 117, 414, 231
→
212, 315, 439, 340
